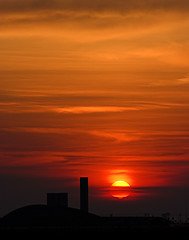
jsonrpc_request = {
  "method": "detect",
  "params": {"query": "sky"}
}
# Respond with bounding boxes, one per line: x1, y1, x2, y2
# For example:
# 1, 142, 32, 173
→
0, 0, 189, 218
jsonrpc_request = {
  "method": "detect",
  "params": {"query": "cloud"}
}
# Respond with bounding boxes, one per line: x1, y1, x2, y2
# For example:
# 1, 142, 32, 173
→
1, 0, 188, 75
0, 102, 180, 114
0, 104, 136, 113
0, 0, 188, 36
177, 74, 189, 85
54, 106, 136, 114
0, 127, 142, 144
0, 97, 187, 115
0, 0, 189, 14
89, 130, 142, 142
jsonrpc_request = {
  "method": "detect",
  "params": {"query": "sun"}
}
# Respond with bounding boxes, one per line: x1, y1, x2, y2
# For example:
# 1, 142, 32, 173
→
111, 181, 131, 199
112, 180, 130, 187
112, 194, 129, 199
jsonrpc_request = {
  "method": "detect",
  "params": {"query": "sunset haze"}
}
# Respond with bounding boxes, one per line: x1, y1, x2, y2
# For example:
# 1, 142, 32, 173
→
0, 0, 189, 217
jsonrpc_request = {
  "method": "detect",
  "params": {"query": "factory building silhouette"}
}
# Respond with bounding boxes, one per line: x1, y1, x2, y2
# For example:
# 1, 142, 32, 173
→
47, 177, 88, 212
0, 177, 172, 231
0, 177, 100, 229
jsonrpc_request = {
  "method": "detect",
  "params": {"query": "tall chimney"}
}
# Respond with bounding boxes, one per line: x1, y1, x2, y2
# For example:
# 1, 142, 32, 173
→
80, 177, 88, 212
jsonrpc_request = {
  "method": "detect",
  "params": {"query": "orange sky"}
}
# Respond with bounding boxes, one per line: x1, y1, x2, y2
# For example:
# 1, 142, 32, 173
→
0, 0, 189, 216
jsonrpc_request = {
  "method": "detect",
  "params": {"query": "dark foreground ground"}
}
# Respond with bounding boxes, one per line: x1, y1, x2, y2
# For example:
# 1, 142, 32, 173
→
1, 209, 189, 238
1, 225, 189, 238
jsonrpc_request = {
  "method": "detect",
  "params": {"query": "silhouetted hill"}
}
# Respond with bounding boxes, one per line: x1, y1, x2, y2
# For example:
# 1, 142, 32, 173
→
0, 206, 189, 237
0, 204, 101, 228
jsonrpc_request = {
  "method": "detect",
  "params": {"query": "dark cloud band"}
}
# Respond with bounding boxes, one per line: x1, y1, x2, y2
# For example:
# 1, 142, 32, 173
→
0, 0, 189, 14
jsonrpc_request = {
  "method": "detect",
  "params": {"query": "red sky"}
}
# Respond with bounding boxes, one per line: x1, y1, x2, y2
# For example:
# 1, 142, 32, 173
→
0, 0, 189, 217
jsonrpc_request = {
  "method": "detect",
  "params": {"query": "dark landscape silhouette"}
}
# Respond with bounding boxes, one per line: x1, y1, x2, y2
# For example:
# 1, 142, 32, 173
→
0, 177, 189, 236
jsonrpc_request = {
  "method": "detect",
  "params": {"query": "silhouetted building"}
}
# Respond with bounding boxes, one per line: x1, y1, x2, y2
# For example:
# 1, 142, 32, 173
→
0, 176, 174, 233
80, 177, 88, 212
47, 193, 68, 208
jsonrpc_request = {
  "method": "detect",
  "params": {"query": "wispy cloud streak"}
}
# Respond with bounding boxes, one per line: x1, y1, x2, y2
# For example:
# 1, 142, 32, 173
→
0, 101, 184, 114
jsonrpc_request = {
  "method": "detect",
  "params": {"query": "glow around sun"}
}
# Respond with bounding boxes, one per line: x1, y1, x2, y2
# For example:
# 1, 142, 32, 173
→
112, 180, 130, 187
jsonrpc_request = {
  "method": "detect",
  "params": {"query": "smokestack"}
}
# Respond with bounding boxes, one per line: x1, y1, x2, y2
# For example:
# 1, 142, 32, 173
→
80, 177, 88, 212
